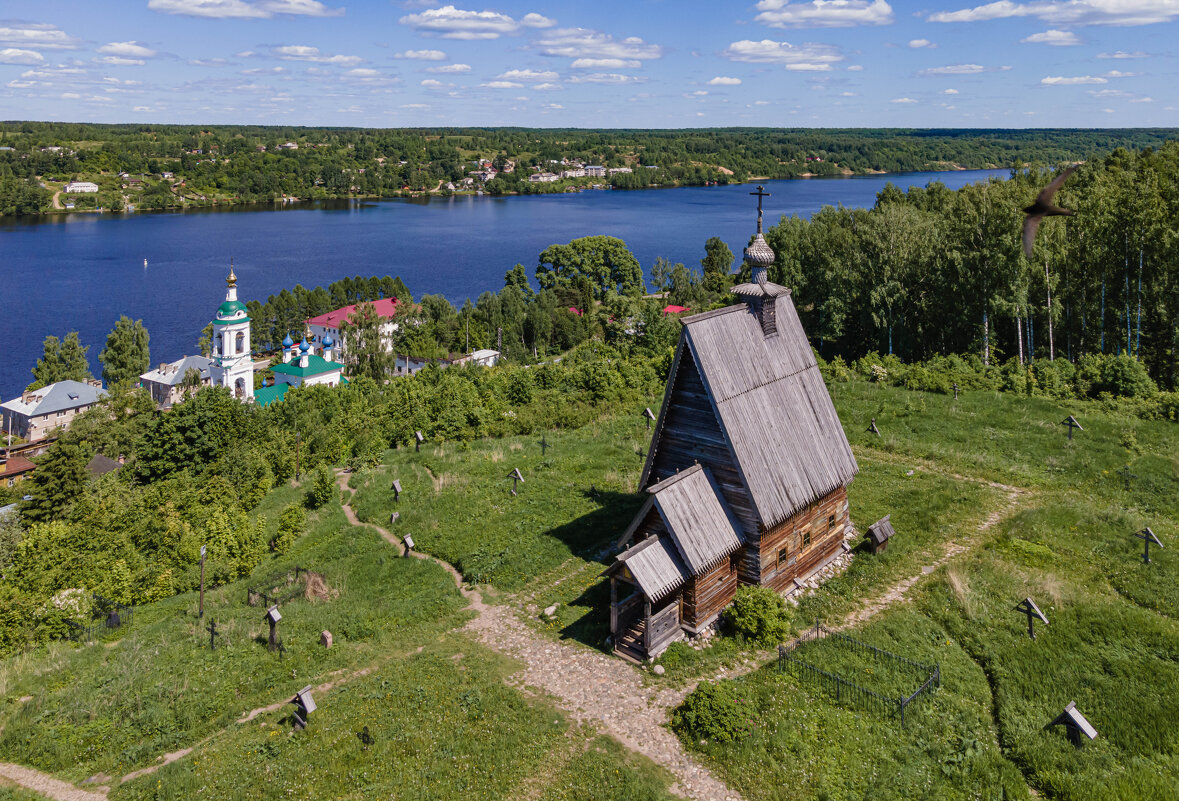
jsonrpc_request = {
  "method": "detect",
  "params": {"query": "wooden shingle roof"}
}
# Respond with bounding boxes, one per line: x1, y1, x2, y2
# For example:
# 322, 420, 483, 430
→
644, 298, 858, 530
618, 535, 687, 601
648, 465, 743, 575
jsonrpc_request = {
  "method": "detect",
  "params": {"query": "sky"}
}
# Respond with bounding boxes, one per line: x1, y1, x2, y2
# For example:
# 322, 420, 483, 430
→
0, 0, 1176, 127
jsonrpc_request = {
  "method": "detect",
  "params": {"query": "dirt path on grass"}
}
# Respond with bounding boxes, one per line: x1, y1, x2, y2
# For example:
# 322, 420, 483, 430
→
335, 470, 744, 801
0, 763, 107, 801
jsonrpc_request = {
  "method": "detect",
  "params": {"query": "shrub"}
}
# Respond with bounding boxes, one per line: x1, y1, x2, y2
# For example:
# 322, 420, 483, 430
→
1078, 353, 1157, 399
671, 680, 750, 743
306, 466, 336, 509
725, 585, 791, 646
272, 504, 306, 554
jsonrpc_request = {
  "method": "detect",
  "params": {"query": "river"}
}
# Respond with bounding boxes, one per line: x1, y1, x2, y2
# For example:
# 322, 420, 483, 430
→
0, 169, 1008, 399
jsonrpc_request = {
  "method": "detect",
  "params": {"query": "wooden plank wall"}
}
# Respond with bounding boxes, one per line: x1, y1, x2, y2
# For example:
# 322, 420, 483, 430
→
682, 555, 739, 632
648, 601, 683, 653
756, 487, 849, 593
647, 353, 760, 560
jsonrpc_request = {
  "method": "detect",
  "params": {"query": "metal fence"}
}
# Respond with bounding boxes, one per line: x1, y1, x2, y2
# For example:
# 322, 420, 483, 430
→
64, 593, 135, 644
778, 621, 940, 727
247, 566, 313, 607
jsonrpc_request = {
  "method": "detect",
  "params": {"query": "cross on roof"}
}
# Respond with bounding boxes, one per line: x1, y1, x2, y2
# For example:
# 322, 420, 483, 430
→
750, 185, 771, 234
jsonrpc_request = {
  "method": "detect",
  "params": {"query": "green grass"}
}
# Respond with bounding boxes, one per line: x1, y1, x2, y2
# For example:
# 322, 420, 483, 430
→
111, 641, 675, 801
673, 380, 1179, 801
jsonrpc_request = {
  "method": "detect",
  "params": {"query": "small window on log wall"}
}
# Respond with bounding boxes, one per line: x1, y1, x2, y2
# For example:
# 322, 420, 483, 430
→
828, 514, 836, 530
778, 547, 787, 566
803, 529, 812, 547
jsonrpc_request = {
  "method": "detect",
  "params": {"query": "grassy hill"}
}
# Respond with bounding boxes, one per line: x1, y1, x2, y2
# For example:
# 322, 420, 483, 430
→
1, 379, 1177, 800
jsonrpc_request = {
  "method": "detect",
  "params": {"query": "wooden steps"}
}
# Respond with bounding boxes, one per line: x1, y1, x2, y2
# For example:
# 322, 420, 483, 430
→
614, 619, 646, 663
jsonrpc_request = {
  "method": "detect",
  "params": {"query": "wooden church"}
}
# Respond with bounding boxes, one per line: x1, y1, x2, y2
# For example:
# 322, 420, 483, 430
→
608, 190, 859, 662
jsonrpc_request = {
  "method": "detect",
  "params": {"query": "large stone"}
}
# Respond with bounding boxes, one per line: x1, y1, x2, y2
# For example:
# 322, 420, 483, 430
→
653, 664, 665, 676
543, 604, 559, 618
320, 630, 333, 648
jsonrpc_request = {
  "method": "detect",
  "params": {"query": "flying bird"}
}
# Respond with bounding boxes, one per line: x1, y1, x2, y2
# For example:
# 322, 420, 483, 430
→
1022, 165, 1077, 258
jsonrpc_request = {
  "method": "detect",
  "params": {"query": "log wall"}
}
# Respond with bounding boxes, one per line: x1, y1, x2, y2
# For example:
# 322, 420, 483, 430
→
755, 486, 849, 593
682, 554, 739, 632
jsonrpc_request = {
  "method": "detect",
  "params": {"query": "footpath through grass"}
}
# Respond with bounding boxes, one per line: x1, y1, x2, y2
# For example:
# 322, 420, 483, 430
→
674, 381, 1179, 801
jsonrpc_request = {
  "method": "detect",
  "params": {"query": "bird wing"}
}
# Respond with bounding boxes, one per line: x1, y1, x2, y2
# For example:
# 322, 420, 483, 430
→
1022, 215, 1041, 259
1037, 164, 1077, 204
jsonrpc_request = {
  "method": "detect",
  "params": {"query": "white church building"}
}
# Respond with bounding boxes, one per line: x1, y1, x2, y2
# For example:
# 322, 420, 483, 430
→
210, 264, 255, 402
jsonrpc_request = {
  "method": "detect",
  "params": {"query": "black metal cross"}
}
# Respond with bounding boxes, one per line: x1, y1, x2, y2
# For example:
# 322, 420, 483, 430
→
867, 418, 880, 436
207, 619, 220, 651
1061, 415, 1083, 440
1117, 464, 1138, 491
1134, 527, 1162, 564
1014, 597, 1048, 639
750, 185, 771, 233
540, 435, 548, 456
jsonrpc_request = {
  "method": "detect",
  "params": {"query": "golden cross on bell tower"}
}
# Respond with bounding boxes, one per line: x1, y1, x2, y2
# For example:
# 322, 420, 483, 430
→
750, 185, 771, 234
227, 257, 237, 288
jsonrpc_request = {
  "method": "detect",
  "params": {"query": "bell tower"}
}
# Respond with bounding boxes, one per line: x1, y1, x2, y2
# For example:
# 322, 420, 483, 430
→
209, 261, 255, 402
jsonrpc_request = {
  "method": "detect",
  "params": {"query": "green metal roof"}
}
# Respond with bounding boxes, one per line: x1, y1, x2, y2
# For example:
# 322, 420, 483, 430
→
271, 353, 346, 378
216, 300, 249, 321
254, 383, 289, 407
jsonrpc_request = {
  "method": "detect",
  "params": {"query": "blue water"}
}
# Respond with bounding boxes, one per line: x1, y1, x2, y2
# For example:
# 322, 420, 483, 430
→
0, 169, 1008, 399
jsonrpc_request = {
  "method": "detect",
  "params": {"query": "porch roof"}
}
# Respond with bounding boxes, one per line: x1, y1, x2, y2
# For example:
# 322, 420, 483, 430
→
617, 534, 687, 602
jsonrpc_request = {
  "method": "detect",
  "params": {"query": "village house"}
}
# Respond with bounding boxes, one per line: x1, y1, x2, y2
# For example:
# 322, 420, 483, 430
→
451, 349, 501, 368
0, 451, 35, 488
306, 297, 400, 363
139, 355, 213, 408
64, 181, 99, 193
561, 168, 585, 179
529, 172, 559, 183
1, 379, 107, 441
608, 167, 633, 175
584, 165, 607, 177
607, 196, 858, 662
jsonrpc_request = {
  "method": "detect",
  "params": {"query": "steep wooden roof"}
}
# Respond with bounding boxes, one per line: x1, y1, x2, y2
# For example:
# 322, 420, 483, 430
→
648, 465, 743, 574
617, 534, 687, 602
613, 465, 743, 600
641, 297, 858, 530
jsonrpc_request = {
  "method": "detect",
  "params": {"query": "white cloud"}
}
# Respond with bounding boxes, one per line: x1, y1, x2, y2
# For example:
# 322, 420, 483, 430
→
395, 49, 446, 60
1088, 88, 1130, 96
1130, 96, 1153, 102
754, 0, 894, 28
521, 12, 556, 28
98, 41, 157, 58
0, 48, 45, 65
272, 45, 362, 65
241, 66, 286, 74
708, 76, 742, 85
400, 103, 430, 109
566, 72, 643, 84
1021, 29, 1081, 44
943, 88, 959, 94
891, 96, 917, 102
498, 68, 559, 81
929, 0, 1179, 26
754, 99, 770, 104
95, 56, 147, 66
1102, 107, 1115, 112
544, 103, 563, 109
189, 57, 229, 66
1041, 75, 1107, 84
1097, 50, 1148, 58
420, 78, 447, 87
570, 57, 640, 69
0, 23, 79, 49
482, 80, 523, 88
536, 29, 663, 61
148, 0, 343, 18
723, 39, 842, 68
908, 38, 936, 47
533, 82, 563, 90
840, 90, 856, 96
847, 64, 863, 70
1104, 69, 1139, 77
426, 63, 471, 73
400, 5, 526, 39
917, 63, 990, 75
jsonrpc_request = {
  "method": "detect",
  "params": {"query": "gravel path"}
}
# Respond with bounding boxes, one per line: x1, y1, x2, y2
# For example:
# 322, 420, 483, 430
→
0, 764, 107, 801
336, 470, 744, 801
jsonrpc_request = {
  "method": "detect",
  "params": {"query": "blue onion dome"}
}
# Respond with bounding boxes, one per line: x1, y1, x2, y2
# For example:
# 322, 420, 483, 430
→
300, 338, 310, 352
282, 334, 294, 348
322, 334, 334, 347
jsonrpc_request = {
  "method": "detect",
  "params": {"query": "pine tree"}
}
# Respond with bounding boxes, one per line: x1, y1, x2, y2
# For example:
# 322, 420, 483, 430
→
99, 316, 151, 388
29, 332, 91, 390
20, 440, 89, 523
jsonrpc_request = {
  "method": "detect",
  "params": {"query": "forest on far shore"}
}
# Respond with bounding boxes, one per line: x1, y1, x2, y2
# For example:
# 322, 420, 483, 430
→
0, 122, 1175, 214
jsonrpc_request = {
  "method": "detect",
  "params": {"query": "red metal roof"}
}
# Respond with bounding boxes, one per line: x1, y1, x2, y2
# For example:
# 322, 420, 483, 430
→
307, 297, 399, 329
662, 305, 689, 315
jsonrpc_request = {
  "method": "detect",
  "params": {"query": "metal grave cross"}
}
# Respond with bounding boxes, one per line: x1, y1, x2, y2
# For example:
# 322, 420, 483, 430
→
357, 725, 374, 751
392, 479, 402, 502
265, 605, 282, 651
642, 407, 656, 430
507, 467, 525, 496
291, 685, 316, 730
1117, 465, 1138, 492
1061, 415, 1083, 441
207, 619, 220, 651
750, 185, 771, 233
415, 431, 424, 452
540, 434, 549, 456
1014, 597, 1048, 639
867, 418, 880, 436
1134, 527, 1162, 564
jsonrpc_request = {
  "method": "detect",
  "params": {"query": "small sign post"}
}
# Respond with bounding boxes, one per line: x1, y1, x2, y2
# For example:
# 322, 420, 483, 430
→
265, 605, 282, 651
1048, 701, 1098, 748
290, 686, 316, 730
867, 418, 880, 436
392, 479, 402, 502
199, 544, 206, 619
295, 431, 301, 482
1061, 415, 1083, 441
415, 431, 424, 452
1014, 597, 1048, 639
507, 467, 524, 497
1134, 527, 1162, 564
